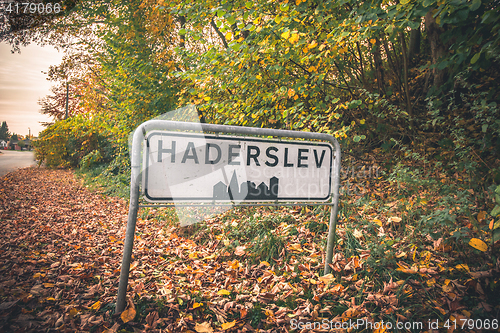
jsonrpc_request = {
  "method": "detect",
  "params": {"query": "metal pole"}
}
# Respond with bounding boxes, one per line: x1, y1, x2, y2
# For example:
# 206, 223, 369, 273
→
115, 126, 144, 313
324, 139, 341, 274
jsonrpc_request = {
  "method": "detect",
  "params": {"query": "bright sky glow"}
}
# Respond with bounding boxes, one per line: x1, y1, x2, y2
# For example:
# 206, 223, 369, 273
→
0, 42, 63, 137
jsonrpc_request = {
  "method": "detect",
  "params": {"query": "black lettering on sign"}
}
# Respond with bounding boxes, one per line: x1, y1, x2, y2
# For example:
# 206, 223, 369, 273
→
182, 142, 199, 164
205, 143, 221, 164
298, 148, 309, 168
247, 146, 260, 166
228, 145, 241, 165
158, 140, 176, 163
314, 149, 326, 168
265, 146, 278, 167
284, 148, 293, 167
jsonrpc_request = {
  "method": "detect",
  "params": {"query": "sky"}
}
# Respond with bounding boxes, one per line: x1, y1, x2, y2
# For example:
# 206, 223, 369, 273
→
0, 42, 63, 138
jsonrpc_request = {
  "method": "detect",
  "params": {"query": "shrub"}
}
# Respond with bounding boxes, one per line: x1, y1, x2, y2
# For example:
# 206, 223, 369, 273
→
34, 115, 113, 168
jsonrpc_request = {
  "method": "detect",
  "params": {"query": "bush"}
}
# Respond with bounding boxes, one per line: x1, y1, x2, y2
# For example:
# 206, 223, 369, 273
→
34, 115, 113, 168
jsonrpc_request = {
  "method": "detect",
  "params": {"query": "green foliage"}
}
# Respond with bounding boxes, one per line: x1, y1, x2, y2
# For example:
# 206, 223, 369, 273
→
35, 114, 112, 168
0, 121, 9, 140
491, 185, 500, 244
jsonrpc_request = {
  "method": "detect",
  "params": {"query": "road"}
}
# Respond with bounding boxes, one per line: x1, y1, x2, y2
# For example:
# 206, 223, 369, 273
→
0, 150, 37, 177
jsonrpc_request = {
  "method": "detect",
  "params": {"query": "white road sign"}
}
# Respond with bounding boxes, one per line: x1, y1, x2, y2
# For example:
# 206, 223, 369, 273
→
143, 131, 333, 202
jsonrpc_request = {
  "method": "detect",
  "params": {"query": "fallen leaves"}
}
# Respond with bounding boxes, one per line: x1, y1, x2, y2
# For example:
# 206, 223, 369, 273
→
0, 167, 498, 332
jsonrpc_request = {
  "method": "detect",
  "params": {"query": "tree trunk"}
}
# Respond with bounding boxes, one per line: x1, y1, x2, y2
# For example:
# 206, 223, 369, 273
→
408, 27, 421, 65
425, 11, 447, 87
373, 38, 385, 95
400, 32, 412, 118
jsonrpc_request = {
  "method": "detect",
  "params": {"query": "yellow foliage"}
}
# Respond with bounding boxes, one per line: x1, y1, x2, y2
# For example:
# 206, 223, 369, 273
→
289, 33, 299, 43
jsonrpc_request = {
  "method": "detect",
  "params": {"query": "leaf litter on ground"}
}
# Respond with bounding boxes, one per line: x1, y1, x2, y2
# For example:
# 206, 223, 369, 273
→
0, 166, 499, 332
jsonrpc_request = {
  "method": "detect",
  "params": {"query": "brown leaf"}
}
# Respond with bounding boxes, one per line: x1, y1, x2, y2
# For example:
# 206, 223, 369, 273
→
195, 321, 214, 333
234, 246, 246, 256
145, 311, 159, 329
0, 300, 18, 310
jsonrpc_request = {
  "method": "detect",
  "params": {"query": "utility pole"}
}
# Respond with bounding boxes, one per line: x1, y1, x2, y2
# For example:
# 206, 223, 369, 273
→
65, 81, 69, 120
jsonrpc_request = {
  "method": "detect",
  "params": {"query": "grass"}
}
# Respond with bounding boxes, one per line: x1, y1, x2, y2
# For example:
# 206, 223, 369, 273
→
72, 151, 500, 330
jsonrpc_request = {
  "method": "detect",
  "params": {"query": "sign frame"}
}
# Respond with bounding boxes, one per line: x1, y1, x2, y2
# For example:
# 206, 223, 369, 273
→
143, 131, 334, 203
115, 120, 341, 313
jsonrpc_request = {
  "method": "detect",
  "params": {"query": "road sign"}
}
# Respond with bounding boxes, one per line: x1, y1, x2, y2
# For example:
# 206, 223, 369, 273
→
115, 119, 341, 314
143, 132, 333, 202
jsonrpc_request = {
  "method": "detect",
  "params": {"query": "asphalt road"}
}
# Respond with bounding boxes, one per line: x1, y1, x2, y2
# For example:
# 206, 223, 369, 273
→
0, 150, 37, 177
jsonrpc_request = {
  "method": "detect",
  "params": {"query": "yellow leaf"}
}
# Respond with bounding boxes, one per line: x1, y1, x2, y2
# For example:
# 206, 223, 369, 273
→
221, 320, 236, 330
69, 308, 78, 318
281, 31, 290, 39
295, 0, 302, 5
202, 253, 217, 261
195, 322, 214, 333
373, 218, 382, 226
90, 301, 101, 310
455, 264, 470, 272
217, 289, 231, 296
225, 31, 233, 41
461, 309, 471, 317
121, 307, 136, 323
256, 74, 262, 80
46, 297, 56, 301
230, 260, 240, 269
260, 261, 270, 266
43, 283, 54, 288
193, 302, 203, 309
469, 238, 488, 252
360, 119, 365, 124
289, 33, 299, 44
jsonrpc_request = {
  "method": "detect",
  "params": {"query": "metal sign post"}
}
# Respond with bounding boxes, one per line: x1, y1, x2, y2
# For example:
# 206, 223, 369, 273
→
115, 120, 341, 313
